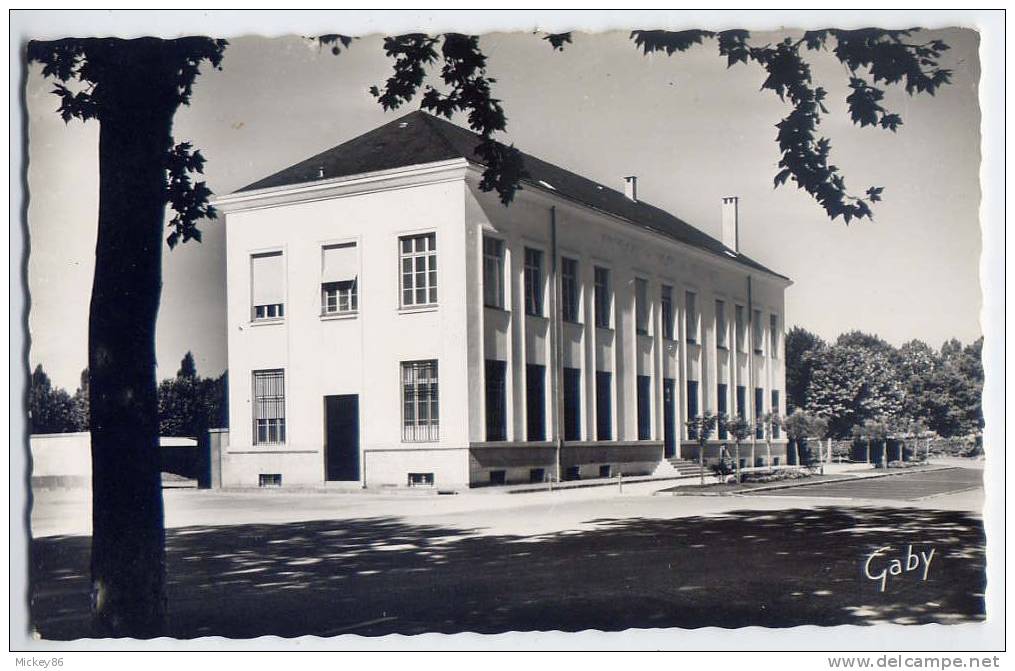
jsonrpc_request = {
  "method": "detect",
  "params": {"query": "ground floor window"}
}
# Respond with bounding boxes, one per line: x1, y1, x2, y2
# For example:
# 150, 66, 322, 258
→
717, 383, 728, 438
252, 369, 285, 445
637, 375, 651, 440
596, 371, 612, 441
526, 364, 546, 441
771, 390, 781, 438
485, 359, 507, 441
755, 387, 765, 439
563, 367, 581, 441
736, 385, 746, 419
402, 360, 439, 442
686, 380, 699, 438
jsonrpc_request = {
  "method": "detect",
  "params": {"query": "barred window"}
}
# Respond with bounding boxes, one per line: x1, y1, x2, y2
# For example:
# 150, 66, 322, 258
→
561, 257, 579, 322
402, 360, 439, 442
483, 237, 505, 309
252, 369, 285, 445
524, 248, 544, 316
399, 233, 437, 308
661, 285, 674, 340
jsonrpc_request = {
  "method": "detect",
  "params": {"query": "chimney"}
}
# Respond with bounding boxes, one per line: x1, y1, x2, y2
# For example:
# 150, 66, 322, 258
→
721, 196, 739, 253
623, 175, 638, 202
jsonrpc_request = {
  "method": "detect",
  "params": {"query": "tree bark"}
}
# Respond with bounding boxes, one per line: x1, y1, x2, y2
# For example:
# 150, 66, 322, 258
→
88, 42, 179, 637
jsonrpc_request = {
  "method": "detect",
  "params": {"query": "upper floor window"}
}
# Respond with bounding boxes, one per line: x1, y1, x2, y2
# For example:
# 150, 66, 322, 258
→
594, 266, 611, 329
524, 247, 544, 317
399, 233, 437, 308
482, 237, 505, 309
735, 305, 746, 353
661, 285, 674, 340
715, 299, 727, 349
402, 360, 439, 442
321, 242, 358, 316
684, 291, 698, 344
753, 308, 764, 354
561, 257, 579, 323
251, 251, 285, 321
770, 313, 780, 358
635, 278, 650, 335
252, 369, 285, 445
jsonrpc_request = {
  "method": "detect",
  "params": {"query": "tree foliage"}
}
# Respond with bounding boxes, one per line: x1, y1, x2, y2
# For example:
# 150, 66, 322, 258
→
158, 353, 227, 437
785, 326, 826, 412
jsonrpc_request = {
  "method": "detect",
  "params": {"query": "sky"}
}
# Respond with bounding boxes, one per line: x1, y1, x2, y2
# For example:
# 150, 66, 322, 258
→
25, 26, 983, 391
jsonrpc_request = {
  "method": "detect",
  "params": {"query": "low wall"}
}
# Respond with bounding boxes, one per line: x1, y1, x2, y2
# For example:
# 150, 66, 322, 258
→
29, 432, 200, 489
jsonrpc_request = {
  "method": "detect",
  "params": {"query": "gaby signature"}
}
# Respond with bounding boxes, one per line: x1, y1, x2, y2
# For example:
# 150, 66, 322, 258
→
864, 545, 936, 592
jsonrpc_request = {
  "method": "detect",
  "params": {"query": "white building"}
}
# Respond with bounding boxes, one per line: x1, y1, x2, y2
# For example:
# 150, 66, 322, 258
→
214, 111, 791, 489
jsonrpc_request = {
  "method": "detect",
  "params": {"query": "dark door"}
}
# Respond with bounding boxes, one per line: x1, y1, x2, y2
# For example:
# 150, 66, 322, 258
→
663, 378, 676, 458
325, 395, 359, 481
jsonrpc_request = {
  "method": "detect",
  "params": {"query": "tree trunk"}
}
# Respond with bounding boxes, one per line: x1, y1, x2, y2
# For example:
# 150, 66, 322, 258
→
766, 438, 772, 470
735, 441, 741, 483
88, 42, 180, 637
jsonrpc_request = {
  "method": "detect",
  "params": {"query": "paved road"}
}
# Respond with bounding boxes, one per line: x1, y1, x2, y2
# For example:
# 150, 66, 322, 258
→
745, 467, 983, 501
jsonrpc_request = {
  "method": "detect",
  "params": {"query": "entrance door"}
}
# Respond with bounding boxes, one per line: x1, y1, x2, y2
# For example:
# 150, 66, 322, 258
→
325, 395, 360, 481
663, 378, 676, 459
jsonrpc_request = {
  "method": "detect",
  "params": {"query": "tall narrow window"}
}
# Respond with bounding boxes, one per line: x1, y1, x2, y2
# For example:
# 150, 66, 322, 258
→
251, 251, 285, 321
482, 237, 505, 309
526, 364, 546, 441
755, 387, 765, 439
736, 385, 746, 419
752, 308, 764, 354
596, 371, 612, 441
485, 360, 507, 441
252, 369, 285, 445
686, 380, 699, 438
717, 383, 729, 438
771, 390, 781, 438
735, 305, 746, 353
637, 375, 652, 440
402, 360, 439, 441
399, 233, 437, 308
770, 314, 780, 358
685, 291, 698, 343
594, 266, 611, 329
635, 278, 650, 335
563, 367, 581, 441
561, 257, 579, 323
715, 300, 727, 349
321, 242, 358, 315
661, 285, 674, 339
524, 248, 544, 316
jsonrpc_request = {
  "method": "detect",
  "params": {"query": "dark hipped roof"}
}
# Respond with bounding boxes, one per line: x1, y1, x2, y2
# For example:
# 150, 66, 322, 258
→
237, 110, 787, 280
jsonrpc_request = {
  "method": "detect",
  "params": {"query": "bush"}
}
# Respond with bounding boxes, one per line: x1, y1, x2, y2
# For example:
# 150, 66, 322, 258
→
886, 459, 925, 469
740, 468, 813, 484
709, 457, 735, 483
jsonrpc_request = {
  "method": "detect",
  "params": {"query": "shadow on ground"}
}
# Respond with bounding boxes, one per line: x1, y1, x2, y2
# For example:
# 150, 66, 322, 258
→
30, 506, 985, 639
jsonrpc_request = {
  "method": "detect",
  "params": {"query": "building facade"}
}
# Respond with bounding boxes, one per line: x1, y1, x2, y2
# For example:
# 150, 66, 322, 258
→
215, 111, 790, 489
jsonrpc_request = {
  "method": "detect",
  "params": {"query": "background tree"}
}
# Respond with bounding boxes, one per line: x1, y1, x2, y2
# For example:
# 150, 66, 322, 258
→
785, 326, 826, 412
685, 412, 718, 486
71, 368, 90, 431
28, 364, 80, 434
805, 344, 903, 437
158, 353, 228, 437
27, 25, 954, 635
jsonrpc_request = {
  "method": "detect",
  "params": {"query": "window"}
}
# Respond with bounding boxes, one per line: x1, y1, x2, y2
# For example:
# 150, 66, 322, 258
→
251, 251, 285, 321
561, 257, 579, 322
408, 472, 434, 487
529, 468, 546, 483
252, 369, 285, 445
753, 308, 764, 354
686, 380, 699, 438
717, 383, 728, 438
770, 314, 781, 358
402, 360, 439, 441
736, 385, 747, 419
526, 364, 546, 441
661, 285, 674, 339
483, 237, 505, 309
755, 387, 765, 438
399, 233, 437, 308
596, 371, 612, 441
599, 464, 612, 479
258, 473, 282, 488
715, 300, 727, 349
635, 278, 650, 335
685, 291, 698, 343
524, 248, 544, 317
563, 367, 581, 441
489, 470, 506, 485
735, 305, 746, 353
771, 390, 781, 438
321, 242, 358, 315
637, 375, 652, 440
485, 360, 507, 441
594, 266, 611, 329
